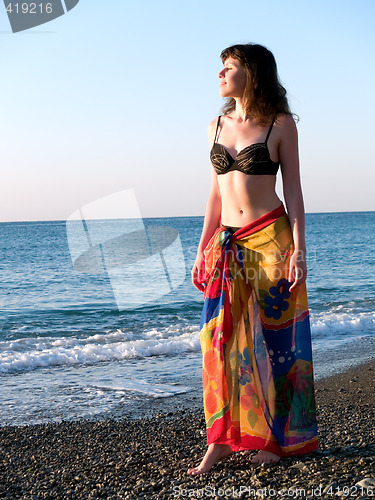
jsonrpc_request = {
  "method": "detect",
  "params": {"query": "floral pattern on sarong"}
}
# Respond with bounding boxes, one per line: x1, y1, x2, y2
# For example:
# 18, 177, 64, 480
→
198, 206, 318, 456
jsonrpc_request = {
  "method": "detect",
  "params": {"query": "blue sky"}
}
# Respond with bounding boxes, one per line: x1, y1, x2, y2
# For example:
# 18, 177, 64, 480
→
0, 0, 374, 222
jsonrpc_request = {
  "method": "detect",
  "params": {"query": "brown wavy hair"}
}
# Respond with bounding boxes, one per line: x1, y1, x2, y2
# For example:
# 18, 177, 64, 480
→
220, 43, 294, 124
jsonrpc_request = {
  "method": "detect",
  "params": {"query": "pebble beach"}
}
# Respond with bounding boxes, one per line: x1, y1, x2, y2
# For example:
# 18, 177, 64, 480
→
1, 359, 374, 499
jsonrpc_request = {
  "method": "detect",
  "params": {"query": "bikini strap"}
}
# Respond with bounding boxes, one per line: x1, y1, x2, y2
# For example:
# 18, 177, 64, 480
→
265, 116, 276, 145
213, 115, 221, 145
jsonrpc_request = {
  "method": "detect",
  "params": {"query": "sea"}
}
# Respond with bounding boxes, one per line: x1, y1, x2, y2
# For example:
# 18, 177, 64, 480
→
0, 212, 374, 427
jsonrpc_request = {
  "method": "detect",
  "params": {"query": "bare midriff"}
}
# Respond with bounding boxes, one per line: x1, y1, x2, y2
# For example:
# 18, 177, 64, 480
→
218, 171, 282, 227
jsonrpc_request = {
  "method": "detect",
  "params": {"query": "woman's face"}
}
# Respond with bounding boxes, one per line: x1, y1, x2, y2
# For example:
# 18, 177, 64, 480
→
218, 57, 247, 98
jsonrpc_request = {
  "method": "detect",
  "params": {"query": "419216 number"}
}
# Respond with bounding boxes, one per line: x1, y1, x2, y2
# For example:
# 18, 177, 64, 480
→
6, 3, 53, 14
325, 484, 374, 496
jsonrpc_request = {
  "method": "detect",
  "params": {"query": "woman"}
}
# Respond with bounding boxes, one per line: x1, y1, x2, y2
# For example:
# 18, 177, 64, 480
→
188, 43, 318, 476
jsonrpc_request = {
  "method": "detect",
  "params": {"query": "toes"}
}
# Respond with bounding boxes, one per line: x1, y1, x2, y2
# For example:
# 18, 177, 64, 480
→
187, 469, 201, 477
187, 468, 200, 476
250, 451, 281, 465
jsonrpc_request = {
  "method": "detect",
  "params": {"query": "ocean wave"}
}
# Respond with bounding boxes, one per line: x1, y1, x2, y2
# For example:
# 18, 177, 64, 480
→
1, 309, 374, 374
79, 380, 191, 398
310, 310, 375, 338
0, 327, 200, 374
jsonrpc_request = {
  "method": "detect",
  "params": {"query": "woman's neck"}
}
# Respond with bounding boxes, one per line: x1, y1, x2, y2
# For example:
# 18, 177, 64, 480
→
233, 99, 249, 122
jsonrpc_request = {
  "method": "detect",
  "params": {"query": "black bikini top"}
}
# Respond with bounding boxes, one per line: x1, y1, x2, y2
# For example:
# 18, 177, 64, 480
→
210, 115, 280, 175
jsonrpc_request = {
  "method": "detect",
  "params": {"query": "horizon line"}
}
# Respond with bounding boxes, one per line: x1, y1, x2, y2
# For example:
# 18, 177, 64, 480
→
1, 209, 374, 224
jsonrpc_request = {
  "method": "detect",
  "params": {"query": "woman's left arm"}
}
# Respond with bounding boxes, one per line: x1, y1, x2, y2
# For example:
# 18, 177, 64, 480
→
278, 114, 307, 291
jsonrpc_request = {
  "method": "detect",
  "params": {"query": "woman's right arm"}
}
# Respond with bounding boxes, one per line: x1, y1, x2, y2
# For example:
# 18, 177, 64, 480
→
191, 119, 222, 292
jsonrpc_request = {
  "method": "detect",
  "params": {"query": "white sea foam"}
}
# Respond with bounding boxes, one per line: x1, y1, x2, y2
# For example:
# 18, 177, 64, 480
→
0, 362, 195, 426
80, 380, 191, 398
0, 326, 201, 374
310, 310, 374, 341
0, 310, 374, 375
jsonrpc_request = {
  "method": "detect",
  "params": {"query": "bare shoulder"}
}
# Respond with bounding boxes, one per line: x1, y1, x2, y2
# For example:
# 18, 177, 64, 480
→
275, 113, 298, 136
208, 116, 219, 133
208, 116, 221, 145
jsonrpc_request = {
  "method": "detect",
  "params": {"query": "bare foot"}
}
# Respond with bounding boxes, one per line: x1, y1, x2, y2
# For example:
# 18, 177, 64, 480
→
250, 450, 280, 464
187, 443, 232, 476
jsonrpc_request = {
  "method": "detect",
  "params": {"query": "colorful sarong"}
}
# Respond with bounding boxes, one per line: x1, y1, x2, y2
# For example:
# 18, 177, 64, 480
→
198, 203, 318, 456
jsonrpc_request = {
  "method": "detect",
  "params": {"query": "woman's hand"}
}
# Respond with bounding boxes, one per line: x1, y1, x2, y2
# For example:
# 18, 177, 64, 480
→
191, 253, 205, 292
288, 249, 307, 291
